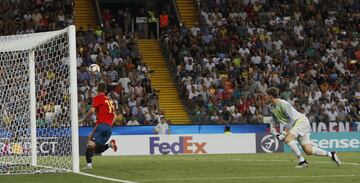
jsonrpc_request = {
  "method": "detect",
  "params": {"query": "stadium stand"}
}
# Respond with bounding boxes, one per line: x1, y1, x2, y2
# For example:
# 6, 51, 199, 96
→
162, 0, 359, 124
0, 0, 73, 36
76, 23, 163, 126
1, 0, 358, 125
0, 0, 163, 126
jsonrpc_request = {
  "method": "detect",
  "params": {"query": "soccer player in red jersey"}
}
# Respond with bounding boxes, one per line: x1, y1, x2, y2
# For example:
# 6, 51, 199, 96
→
80, 83, 118, 169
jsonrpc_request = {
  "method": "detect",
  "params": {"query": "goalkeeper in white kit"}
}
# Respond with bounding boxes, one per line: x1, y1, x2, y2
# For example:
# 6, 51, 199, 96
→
266, 87, 341, 168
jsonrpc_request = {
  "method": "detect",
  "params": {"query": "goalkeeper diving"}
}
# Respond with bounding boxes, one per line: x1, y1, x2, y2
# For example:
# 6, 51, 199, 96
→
266, 87, 341, 168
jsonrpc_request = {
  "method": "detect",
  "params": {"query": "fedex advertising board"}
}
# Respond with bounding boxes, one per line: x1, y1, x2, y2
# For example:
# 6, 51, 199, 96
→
102, 134, 256, 156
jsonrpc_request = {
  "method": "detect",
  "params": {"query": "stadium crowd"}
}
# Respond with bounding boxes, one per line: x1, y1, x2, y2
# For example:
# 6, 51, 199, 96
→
0, 0, 75, 128
76, 4, 174, 126
76, 11, 164, 126
162, 0, 360, 124
0, 0, 163, 126
0, 0, 73, 36
1, 0, 359, 126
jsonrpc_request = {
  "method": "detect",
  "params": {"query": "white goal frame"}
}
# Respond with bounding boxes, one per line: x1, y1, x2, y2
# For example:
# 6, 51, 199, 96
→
0, 25, 79, 173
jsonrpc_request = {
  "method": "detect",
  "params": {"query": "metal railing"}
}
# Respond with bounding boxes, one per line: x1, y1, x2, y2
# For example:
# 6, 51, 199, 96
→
92, 0, 103, 27
171, 0, 181, 25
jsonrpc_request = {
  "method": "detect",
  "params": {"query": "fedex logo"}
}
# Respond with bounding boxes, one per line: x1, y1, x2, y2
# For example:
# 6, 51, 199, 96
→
149, 136, 207, 154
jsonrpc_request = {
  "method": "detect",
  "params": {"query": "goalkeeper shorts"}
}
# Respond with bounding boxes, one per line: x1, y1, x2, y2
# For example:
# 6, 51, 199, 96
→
289, 117, 312, 145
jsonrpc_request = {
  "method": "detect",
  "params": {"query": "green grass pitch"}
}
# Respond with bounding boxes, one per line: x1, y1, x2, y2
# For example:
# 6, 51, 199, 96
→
1, 152, 359, 183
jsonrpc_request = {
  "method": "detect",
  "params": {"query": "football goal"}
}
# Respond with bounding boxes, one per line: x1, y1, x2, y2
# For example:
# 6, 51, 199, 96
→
0, 26, 79, 174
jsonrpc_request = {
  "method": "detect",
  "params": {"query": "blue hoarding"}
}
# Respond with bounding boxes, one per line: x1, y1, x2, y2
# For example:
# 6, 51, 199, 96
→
78, 124, 268, 136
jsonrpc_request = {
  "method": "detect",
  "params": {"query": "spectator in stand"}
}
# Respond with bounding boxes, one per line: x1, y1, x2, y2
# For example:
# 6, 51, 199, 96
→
102, 8, 113, 26
127, 117, 140, 126
136, 8, 147, 39
159, 10, 169, 34
147, 7, 157, 38
325, 106, 339, 122
154, 116, 170, 134
123, 8, 132, 35
349, 106, 360, 122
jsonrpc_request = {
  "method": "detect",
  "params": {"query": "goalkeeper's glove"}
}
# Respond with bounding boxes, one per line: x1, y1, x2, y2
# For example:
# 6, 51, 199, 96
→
276, 131, 287, 141
270, 128, 278, 136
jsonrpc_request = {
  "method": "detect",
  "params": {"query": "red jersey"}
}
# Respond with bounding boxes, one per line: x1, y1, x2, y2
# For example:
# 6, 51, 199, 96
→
92, 92, 115, 126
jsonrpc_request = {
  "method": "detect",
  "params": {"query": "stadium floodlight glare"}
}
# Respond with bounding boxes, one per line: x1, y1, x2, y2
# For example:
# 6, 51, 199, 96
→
0, 26, 79, 174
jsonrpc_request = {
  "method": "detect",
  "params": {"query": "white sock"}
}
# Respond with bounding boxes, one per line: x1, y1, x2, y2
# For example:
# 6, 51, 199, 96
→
299, 156, 305, 162
312, 147, 331, 157
87, 163, 92, 167
288, 140, 305, 162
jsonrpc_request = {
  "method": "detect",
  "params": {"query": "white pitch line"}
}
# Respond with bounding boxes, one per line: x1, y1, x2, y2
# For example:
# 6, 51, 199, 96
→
135, 158, 360, 182
75, 158, 360, 183
77, 172, 138, 183
227, 158, 360, 166
136, 174, 358, 182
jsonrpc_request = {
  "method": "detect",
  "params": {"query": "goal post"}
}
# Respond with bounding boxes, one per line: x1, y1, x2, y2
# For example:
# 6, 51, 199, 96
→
29, 50, 37, 167
0, 25, 79, 174
68, 25, 80, 173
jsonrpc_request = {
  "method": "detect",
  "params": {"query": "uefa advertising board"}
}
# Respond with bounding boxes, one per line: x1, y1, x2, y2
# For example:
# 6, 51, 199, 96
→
102, 134, 256, 155
283, 132, 360, 152
0, 137, 71, 156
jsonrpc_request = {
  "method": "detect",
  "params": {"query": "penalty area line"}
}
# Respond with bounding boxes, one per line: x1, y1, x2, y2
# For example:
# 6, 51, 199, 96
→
77, 172, 138, 183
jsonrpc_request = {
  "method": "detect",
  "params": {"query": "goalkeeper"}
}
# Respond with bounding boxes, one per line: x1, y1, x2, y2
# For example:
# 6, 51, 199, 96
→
80, 83, 117, 169
266, 87, 341, 168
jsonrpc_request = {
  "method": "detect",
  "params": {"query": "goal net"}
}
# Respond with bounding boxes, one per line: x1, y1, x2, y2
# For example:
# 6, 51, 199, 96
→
0, 26, 79, 174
